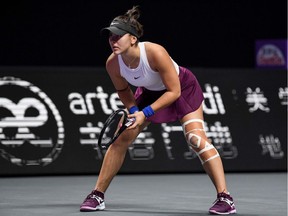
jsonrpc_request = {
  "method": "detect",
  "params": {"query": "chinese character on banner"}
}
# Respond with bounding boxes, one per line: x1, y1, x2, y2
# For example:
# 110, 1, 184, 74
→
205, 121, 238, 159
279, 87, 288, 105
259, 135, 284, 159
246, 87, 270, 113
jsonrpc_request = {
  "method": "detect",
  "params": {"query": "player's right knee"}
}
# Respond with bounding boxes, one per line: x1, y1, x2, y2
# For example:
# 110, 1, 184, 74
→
114, 129, 137, 146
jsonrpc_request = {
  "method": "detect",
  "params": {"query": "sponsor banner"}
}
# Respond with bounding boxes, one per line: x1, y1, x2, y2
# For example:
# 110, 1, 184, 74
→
255, 39, 288, 69
0, 67, 287, 176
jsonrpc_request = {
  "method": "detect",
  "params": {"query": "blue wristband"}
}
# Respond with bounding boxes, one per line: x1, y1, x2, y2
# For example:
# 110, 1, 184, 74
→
129, 106, 139, 114
142, 105, 155, 118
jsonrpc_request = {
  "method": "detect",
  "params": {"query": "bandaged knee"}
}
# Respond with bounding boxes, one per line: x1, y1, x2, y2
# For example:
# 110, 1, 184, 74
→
182, 119, 219, 164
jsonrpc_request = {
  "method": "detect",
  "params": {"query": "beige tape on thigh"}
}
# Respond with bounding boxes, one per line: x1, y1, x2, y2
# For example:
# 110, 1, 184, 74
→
182, 119, 219, 164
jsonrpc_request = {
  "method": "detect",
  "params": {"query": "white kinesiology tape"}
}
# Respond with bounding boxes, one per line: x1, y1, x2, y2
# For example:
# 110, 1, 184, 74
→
182, 119, 219, 164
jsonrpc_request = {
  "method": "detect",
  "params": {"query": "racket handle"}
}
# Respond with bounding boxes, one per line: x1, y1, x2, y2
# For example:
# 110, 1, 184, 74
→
125, 117, 136, 127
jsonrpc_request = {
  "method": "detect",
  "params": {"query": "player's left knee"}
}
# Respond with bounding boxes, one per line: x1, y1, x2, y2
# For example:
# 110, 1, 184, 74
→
187, 132, 220, 164
182, 119, 220, 164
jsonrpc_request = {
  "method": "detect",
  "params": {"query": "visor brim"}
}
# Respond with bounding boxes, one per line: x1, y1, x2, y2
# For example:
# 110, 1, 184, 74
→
101, 27, 127, 36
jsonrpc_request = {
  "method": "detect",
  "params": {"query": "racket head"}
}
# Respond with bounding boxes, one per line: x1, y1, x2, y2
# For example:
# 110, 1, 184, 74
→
98, 109, 129, 150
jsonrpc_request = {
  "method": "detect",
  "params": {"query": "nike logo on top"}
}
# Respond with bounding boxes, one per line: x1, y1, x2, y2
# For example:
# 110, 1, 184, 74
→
134, 76, 141, 79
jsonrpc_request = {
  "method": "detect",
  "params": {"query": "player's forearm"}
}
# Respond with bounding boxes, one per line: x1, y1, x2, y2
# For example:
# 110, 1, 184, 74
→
117, 88, 137, 110
150, 91, 180, 112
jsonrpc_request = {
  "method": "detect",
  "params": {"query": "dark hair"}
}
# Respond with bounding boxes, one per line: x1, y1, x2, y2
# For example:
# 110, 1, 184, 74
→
115, 6, 144, 38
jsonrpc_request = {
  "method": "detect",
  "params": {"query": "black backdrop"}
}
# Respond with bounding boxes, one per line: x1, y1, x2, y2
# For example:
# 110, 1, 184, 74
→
0, 1, 287, 176
0, 0, 287, 68
0, 67, 286, 176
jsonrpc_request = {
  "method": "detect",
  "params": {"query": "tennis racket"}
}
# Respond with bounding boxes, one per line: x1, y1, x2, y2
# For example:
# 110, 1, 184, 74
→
98, 109, 135, 150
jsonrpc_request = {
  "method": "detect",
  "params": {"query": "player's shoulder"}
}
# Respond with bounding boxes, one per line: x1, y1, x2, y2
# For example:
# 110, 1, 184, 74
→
106, 53, 120, 74
106, 53, 118, 67
106, 53, 117, 64
142, 41, 169, 60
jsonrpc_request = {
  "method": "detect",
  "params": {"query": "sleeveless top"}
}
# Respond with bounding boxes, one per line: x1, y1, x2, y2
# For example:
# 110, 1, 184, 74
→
118, 42, 180, 91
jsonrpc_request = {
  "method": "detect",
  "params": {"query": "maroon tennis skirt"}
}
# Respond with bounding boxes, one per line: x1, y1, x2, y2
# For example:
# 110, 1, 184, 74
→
134, 66, 204, 123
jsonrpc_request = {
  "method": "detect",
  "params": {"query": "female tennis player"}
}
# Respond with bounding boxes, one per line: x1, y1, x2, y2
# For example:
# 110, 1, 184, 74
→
80, 6, 236, 215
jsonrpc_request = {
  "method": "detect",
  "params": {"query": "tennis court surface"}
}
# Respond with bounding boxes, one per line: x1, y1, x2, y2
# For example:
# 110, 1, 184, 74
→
0, 172, 286, 216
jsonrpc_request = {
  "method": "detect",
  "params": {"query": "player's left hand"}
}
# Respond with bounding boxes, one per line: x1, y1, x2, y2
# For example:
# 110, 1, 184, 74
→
127, 111, 146, 129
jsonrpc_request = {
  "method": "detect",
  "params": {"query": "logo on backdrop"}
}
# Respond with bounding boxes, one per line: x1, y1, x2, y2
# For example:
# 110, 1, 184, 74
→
256, 44, 285, 67
255, 39, 287, 69
0, 77, 64, 166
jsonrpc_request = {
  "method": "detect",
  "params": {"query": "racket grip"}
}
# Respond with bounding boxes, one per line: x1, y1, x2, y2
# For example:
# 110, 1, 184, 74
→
125, 117, 136, 127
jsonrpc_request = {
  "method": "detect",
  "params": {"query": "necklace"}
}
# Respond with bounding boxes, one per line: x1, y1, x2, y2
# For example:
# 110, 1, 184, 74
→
127, 55, 138, 68
122, 47, 139, 68
122, 55, 138, 68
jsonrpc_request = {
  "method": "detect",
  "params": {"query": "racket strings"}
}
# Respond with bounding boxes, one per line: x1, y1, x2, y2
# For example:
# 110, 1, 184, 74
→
101, 112, 126, 146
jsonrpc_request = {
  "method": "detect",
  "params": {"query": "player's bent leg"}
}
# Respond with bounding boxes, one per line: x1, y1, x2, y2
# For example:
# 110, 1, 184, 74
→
80, 121, 150, 212
181, 118, 226, 191
96, 121, 150, 188
181, 117, 236, 215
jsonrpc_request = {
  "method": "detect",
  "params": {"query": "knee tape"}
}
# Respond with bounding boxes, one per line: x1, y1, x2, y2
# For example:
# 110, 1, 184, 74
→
182, 119, 219, 164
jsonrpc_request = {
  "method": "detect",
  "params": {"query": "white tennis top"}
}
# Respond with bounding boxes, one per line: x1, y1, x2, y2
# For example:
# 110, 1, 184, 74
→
118, 42, 179, 91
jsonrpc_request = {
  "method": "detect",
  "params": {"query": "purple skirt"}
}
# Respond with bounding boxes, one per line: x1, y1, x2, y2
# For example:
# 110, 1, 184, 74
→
134, 66, 204, 123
